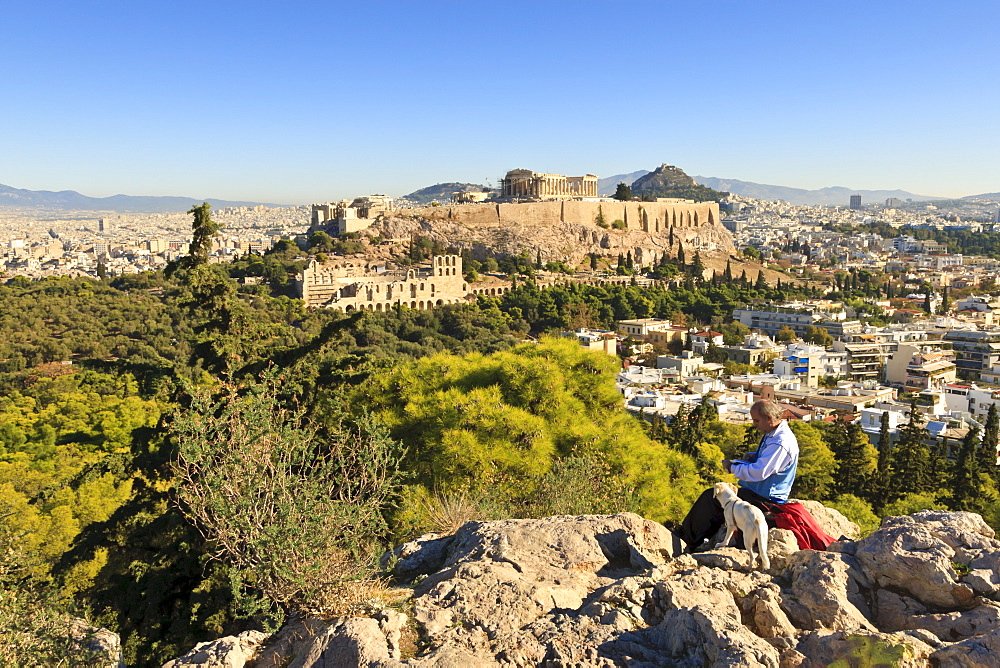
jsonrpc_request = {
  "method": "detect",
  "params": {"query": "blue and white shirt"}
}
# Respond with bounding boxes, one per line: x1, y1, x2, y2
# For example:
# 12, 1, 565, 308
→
731, 419, 799, 502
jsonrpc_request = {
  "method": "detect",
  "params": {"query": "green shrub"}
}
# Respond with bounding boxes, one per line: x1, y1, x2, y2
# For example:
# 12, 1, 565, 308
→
826, 494, 881, 537
611, 219, 626, 230
881, 491, 947, 518
171, 379, 403, 617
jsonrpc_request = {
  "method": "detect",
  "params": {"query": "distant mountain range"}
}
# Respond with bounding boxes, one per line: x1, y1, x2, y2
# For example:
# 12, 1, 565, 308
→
0, 183, 283, 213
598, 170, 941, 206
596, 171, 651, 196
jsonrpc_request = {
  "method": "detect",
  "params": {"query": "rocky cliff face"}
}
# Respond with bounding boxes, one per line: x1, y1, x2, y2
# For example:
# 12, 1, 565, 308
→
163, 509, 1000, 667
370, 202, 733, 269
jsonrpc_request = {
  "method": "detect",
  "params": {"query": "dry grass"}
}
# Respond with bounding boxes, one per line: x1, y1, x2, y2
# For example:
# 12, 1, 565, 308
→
420, 489, 483, 535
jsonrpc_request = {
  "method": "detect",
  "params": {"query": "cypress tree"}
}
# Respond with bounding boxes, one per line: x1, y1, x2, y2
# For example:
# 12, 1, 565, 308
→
677, 244, 686, 269
723, 259, 733, 282
692, 251, 705, 281
951, 426, 983, 511
870, 410, 894, 507
755, 270, 767, 291
979, 404, 999, 473
740, 269, 748, 286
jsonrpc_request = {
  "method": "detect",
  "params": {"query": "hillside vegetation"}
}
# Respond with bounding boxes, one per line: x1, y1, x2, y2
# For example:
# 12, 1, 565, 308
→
2, 207, 999, 665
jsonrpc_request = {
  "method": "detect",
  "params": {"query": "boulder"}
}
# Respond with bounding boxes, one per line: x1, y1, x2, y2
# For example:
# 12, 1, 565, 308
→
780, 551, 874, 632
69, 619, 123, 668
162, 630, 267, 668
793, 630, 934, 667
181, 509, 1000, 667
875, 589, 1000, 641
929, 627, 1000, 667
854, 511, 993, 610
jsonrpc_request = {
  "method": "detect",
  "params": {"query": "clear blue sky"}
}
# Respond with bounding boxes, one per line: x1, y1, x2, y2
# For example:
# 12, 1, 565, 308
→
3, 1, 997, 203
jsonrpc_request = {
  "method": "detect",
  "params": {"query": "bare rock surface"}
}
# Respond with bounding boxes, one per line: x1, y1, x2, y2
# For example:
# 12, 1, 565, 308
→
856, 510, 998, 610
161, 630, 267, 668
164, 509, 1000, 667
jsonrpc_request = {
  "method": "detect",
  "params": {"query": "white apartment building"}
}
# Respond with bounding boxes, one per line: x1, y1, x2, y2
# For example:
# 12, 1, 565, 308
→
771, 343, 848, 388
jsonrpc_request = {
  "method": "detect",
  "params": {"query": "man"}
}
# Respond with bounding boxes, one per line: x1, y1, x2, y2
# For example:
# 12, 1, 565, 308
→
677, 399, 800, 552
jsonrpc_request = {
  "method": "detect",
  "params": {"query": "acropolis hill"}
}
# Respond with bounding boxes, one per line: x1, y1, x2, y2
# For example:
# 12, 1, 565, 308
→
374, 198, 731, 267
310, 168, 733, 267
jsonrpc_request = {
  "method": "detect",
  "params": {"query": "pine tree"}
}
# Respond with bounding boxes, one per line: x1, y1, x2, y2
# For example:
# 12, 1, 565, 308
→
830, 421, 878, 496
669, 404, 692, 453
891, 401, 932, 496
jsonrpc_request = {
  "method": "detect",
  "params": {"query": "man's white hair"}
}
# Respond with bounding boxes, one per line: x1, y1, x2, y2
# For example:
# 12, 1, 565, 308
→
751, 400, 784, 422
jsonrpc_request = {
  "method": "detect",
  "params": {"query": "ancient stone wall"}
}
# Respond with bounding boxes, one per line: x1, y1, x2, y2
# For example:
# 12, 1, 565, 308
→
403, 200, 719, 232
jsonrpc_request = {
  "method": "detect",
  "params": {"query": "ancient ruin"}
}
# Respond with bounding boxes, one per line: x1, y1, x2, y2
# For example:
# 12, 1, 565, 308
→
310, 195, 394, 236
500, 168, 599, 200
298, 254, 516, 311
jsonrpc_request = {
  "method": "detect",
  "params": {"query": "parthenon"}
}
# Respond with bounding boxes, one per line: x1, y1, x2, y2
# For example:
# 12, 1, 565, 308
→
500, 169, 598, 200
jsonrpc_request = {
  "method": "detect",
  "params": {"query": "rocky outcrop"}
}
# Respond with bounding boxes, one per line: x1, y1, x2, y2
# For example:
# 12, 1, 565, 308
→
370, 199, 733, 270
164, 509, 1000, 667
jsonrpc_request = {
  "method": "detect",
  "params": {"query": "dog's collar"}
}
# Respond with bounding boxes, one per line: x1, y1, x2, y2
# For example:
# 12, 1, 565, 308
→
722, 497, 739, 512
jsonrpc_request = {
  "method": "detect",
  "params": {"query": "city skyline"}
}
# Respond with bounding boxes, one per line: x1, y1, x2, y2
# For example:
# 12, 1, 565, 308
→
3, 1, 998, 204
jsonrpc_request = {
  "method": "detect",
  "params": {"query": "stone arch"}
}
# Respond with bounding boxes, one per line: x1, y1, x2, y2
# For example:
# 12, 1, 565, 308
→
436, 299, 443, 306
375, 303, 383, 311
345, 305, 355, 312
410, 301, 416, 308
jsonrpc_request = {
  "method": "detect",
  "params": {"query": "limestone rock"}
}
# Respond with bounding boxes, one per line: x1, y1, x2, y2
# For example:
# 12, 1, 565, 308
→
780, 551, 874, 632
743, 584, 798, 638
285, 618, 390, 668
929, 627, 1000, 667
767, 528, 800, 571
162, 630, 267, 668
875, 589, 1000, 641
964, 549, 1000, 599
382, 532, 453, 583
794, 630, 934, 667
855, 510, 994, 610
185, 508, 1000, 667
69, 619, 123, 668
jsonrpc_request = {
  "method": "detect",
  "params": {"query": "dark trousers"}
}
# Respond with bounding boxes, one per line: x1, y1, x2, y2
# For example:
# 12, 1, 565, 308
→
677, 486, 776, 551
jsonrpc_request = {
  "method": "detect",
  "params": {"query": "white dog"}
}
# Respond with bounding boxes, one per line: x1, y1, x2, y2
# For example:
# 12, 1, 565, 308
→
713, 482, 770, 570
